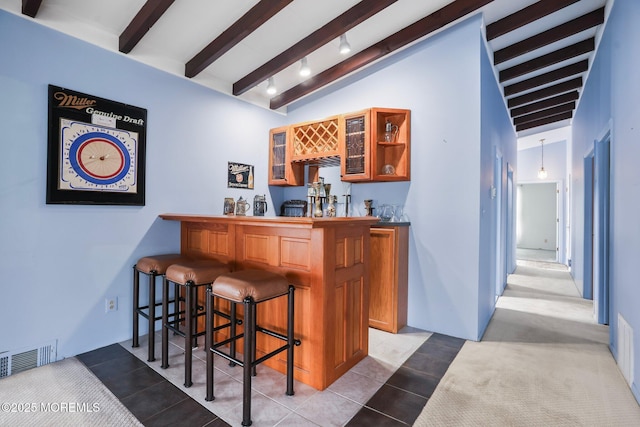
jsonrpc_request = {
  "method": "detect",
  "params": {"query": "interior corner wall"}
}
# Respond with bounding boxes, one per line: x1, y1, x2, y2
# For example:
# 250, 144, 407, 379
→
571, 0, 640, 403
479, 36, 518, 339
0, 10, 285, 359
283, 14, 501, 341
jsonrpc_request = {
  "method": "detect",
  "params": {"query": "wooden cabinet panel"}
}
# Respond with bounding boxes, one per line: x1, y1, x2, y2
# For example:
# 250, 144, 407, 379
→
369, 225, 409, 333
280, 237, 311, 270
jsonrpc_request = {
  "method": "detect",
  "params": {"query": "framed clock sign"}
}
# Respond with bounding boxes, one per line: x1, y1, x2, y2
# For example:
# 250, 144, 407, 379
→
46, 85, 147, 205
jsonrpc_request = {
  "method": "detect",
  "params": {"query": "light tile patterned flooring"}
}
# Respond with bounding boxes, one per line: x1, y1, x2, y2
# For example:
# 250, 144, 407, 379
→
78, 326, 465, 426
132, 327, 429, 426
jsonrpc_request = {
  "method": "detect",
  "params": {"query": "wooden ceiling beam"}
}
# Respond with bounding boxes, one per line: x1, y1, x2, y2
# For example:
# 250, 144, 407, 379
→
21, 0, 43, 17
486, 0, 580, 41
499, 37, 594, 83
513, 101, 575, 126
510, 91, 579, 118
516, 111, 573, 132
508, 77, 582, 108
494, 7, 604, 65
119, 0, 175, 53
186, 0, 293, 78
270, 0, 493, 110
233, 0, 398, 96
504, 60, 588, 96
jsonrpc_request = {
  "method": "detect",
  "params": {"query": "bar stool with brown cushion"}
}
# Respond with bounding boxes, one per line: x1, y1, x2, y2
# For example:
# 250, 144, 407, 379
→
161, 258, 230, 387
132, 253, 191, 362
205, 269, 299, 426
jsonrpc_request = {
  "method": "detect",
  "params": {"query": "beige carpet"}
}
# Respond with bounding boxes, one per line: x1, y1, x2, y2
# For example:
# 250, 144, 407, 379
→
414, 263, 640, 426
0, 357, 142, 426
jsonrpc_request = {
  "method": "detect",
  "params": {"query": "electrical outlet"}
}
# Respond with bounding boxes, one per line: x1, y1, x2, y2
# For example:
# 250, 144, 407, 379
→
105, 297, 118, 313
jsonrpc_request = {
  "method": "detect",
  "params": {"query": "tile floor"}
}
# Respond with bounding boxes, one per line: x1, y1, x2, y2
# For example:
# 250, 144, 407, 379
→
77, 327, 464, 426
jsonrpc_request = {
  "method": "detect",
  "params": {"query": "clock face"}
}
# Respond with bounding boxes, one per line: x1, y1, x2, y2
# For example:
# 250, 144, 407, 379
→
59, 119, 138, 193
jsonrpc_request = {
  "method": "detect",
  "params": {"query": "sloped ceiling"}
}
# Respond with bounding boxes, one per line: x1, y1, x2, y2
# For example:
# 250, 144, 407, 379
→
4, 0, 609, 136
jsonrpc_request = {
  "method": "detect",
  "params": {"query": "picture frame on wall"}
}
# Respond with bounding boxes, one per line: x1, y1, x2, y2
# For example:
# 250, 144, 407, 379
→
227, 162, 254, 189
46, 84, 147, 205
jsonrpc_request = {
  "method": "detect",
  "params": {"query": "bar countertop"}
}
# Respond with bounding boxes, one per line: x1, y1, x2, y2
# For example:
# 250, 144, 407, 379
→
159, 213, 381, 227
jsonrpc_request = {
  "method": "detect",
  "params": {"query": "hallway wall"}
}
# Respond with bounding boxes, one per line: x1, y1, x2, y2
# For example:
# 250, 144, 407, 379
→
571, 0, 640, 403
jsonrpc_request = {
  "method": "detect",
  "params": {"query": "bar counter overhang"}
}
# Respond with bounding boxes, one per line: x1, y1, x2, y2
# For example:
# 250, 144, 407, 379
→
159, 213, 380, 390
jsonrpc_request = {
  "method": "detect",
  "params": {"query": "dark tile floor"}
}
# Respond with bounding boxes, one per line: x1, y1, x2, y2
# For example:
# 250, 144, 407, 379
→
77, 332, 464, 426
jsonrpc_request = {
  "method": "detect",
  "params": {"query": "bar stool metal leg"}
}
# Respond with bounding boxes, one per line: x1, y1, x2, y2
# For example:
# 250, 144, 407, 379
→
132, 265, 140, 348
184, 281, 194, 388
205, 289, 215, 402
161, 276, 170, 369
286, 285, 295, 396
242, 296, 254, 426
147, 270, 157, 362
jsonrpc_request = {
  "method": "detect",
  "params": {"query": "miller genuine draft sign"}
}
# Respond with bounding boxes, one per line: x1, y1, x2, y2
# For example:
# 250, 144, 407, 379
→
46, 85, 147, 205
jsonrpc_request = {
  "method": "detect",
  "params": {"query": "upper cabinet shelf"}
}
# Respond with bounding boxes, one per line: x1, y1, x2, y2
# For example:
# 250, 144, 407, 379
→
268, 108, 410, 186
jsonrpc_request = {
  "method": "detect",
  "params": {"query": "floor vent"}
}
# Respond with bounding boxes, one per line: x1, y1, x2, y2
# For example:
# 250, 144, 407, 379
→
617, 314, 634, 387
0, 340, 57, 378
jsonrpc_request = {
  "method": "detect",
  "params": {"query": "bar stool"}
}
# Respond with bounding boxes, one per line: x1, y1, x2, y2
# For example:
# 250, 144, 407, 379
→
161, 259, 230, 387
205, 270, 300, 426
132, 253, 190, 362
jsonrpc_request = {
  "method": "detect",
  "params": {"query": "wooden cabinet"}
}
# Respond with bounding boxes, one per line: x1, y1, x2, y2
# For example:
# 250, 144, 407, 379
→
342, 108, 411, 182
369, 224, 409, 333
268, 108, 410, 185
370, 108, 411, 182
268, 126, 303, 186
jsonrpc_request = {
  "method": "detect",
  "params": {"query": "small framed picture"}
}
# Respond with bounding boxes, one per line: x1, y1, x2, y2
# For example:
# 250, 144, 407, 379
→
228, 162, 254, 189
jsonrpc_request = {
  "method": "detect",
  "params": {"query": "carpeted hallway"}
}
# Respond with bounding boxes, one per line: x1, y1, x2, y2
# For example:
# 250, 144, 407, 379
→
414, 261, 640, 426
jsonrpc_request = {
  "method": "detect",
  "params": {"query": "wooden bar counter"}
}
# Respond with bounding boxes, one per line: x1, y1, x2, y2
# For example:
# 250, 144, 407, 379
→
159, 214, 379, 390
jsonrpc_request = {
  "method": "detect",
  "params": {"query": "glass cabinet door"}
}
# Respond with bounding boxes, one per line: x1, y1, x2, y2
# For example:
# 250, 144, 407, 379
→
269, 126, 303, 186
341, 110, 371, 182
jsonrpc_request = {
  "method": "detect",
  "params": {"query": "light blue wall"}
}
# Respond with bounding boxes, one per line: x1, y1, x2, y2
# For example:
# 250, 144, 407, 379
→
479, 37, 518, 338
0, 10, 285, 359
0, 9, 515, 363
282, 14, 516, 340
572, 0, 640, 402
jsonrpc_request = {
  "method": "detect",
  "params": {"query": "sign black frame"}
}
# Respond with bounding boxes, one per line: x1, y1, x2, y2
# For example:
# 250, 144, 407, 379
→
46, 85, 147, 205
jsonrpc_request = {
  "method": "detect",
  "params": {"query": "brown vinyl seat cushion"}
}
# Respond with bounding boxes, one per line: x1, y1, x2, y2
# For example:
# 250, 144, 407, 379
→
136, 254, 191, 275
211, 270, 289, 303
165, 259, 230, 285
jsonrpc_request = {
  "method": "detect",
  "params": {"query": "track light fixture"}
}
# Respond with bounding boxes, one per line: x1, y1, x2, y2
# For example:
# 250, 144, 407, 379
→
299, 57, 311, 77
339, 34, 351, 55
266, 77, 277, 95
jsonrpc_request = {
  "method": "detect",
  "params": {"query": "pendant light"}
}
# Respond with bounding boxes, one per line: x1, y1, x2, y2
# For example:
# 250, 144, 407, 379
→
537, 138, 548, 179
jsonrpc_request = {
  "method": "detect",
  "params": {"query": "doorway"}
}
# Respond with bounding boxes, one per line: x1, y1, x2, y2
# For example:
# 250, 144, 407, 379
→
583, 131, 611, 325
516, 182, 558, 262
